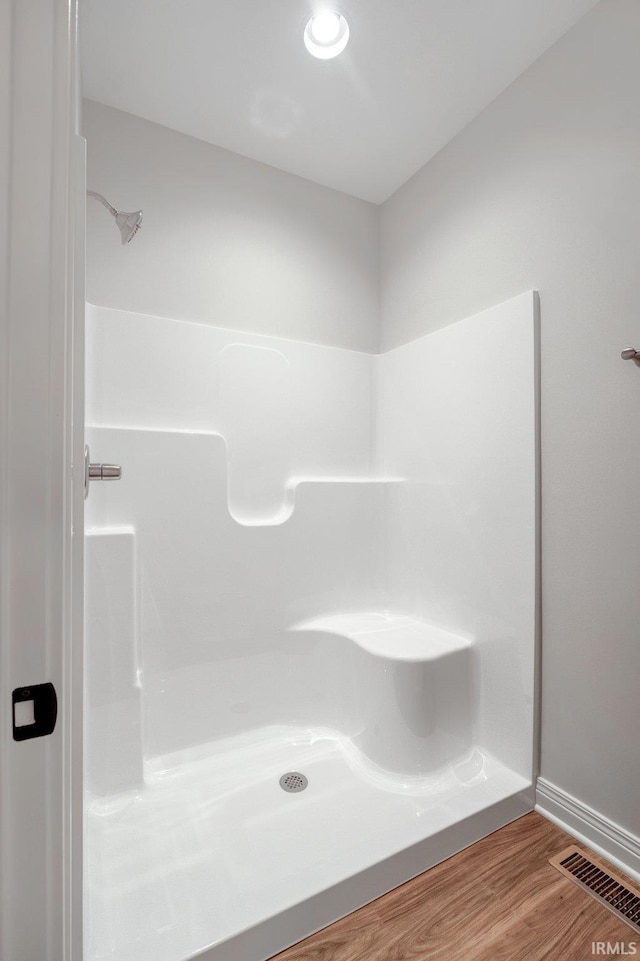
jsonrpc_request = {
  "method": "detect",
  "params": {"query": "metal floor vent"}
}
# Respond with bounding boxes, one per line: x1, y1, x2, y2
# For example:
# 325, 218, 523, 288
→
279, 772, 308, 793
550, 846, 640, 934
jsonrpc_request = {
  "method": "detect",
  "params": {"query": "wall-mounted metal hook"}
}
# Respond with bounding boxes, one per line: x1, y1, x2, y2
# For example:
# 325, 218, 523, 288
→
621, 348, 640, 367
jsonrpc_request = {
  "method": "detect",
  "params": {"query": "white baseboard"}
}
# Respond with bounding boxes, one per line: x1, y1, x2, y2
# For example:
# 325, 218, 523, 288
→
536, 777, 640, 883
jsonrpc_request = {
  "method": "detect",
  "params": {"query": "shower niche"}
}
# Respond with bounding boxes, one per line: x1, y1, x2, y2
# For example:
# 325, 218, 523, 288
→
84, 291, 537, 961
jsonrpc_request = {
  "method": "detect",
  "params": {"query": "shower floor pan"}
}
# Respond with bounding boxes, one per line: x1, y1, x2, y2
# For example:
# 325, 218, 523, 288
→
85, 726, 532, 961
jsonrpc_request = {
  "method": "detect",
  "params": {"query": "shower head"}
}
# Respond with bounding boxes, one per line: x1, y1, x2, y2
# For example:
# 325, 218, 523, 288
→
87, 190, 143, 244
115, 209, 143, 244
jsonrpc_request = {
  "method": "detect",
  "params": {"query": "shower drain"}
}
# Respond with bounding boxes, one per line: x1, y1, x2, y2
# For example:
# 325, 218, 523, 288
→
279, 771, 308, 793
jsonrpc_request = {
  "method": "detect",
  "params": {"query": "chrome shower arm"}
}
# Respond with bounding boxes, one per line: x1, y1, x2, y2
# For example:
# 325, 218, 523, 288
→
87, 190, 118, 218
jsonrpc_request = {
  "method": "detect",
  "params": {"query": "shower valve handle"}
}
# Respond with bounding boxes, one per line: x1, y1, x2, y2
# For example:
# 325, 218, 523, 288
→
84, 445, 122, 498
89, 463, 122, 480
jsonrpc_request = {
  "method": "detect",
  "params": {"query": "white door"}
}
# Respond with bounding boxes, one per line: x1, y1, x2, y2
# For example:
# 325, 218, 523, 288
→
0, 1, 83, 959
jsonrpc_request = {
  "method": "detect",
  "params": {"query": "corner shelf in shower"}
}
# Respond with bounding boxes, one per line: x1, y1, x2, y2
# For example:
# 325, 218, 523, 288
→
229, 475, 406, 527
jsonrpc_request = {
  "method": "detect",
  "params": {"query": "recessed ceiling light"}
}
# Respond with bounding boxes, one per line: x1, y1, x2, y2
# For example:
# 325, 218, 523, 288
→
304, 11, 350, 60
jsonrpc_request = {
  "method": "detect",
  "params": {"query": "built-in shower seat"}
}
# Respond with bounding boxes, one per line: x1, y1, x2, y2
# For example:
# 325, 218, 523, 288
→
292, 613, 473, 777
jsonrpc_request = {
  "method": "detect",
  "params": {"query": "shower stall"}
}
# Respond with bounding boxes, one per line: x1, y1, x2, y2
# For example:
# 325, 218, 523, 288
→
83, 291, 538, 961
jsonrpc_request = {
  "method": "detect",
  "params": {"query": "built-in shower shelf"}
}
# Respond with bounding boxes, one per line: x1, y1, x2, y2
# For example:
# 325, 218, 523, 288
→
293, 612, 471, 661
235, 476, 405, 527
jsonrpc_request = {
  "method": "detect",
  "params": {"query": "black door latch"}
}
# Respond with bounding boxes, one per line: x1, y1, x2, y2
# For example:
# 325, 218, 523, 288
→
12, 683, 57, 741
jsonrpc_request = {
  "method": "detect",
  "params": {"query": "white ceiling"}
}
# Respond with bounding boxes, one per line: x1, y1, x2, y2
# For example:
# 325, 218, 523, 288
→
81, 0, 600, 204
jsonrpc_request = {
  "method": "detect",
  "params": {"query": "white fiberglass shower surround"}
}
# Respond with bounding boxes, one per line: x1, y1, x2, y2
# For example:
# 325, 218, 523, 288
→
84, 291, 538, 961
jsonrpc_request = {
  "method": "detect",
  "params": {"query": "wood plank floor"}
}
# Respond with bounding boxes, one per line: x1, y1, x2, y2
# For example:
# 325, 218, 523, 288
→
272, 813, 636, 961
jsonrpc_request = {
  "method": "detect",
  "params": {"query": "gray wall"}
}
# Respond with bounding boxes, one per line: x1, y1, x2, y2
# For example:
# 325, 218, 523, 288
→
84, 100, 379, 352
381, 0, 640, 837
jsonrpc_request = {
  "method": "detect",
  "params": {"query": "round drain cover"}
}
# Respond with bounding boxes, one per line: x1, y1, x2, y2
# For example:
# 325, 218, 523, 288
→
279, 771, 308, 793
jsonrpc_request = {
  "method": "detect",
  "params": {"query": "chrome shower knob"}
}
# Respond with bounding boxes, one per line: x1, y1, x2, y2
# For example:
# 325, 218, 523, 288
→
85, 445, 122, 498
